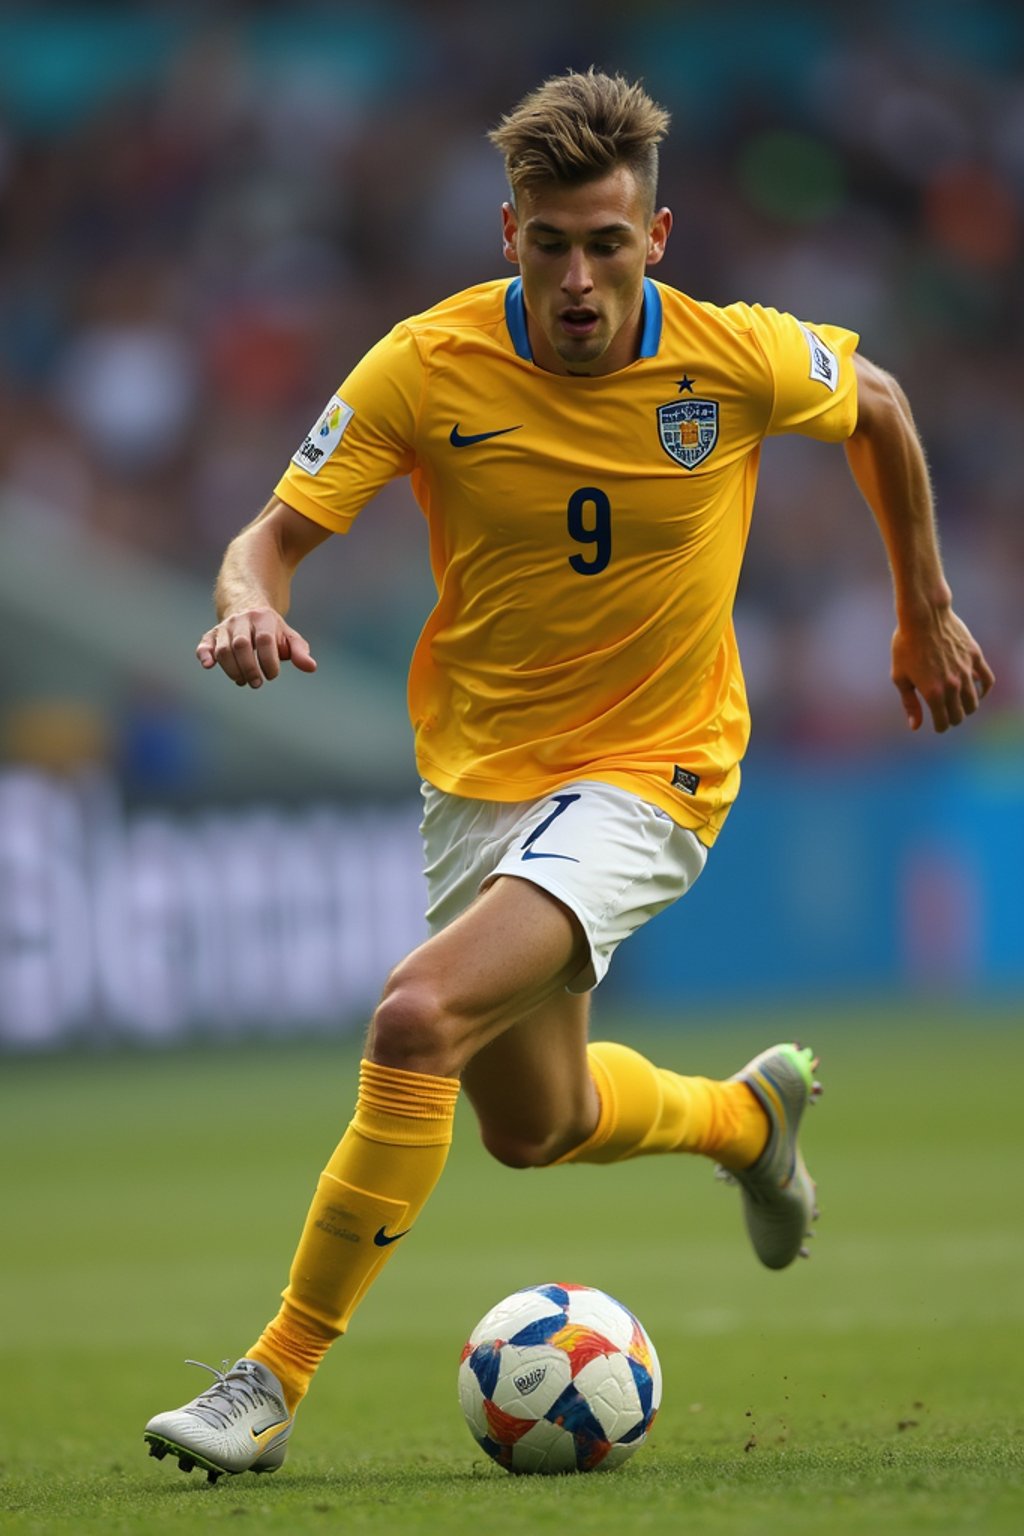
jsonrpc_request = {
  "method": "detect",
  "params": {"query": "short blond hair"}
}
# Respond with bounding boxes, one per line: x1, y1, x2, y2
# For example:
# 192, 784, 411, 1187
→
488, 69, 670, 211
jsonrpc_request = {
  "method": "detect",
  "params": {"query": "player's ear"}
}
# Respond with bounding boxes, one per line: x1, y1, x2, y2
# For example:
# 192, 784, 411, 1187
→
646, 206, 672, 267
501, 202, 519, 264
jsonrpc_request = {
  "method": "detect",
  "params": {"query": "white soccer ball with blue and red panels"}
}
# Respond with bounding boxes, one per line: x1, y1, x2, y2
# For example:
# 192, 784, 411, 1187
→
458, 1282, 662, 1473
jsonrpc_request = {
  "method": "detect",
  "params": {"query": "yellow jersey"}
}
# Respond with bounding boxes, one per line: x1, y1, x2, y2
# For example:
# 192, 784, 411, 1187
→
276, 277, 858, 844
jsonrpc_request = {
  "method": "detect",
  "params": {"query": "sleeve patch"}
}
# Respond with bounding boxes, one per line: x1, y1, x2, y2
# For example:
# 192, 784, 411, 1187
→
800, 326, 838, 392
291, 395, 354, 475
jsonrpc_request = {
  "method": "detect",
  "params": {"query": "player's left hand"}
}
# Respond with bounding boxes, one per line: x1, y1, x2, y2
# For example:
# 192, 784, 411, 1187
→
891, 607, 995, 732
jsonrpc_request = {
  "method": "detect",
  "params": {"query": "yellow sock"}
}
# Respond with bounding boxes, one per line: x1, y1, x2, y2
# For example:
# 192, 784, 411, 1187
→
558, 1041, 768, 1168
249, 1059, 459, 1413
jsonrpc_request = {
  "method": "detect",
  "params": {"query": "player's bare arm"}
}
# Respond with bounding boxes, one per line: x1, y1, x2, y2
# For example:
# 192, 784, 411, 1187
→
845, 354, 995, 733
196, 496, 330, 688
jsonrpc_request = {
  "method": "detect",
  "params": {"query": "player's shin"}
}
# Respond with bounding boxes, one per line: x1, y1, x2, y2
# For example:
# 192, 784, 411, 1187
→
555, 1041, 768, 1168
249, 1059, 460, 1413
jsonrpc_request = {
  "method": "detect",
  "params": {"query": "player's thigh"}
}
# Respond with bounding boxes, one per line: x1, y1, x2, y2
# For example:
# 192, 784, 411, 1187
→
460, 988, 597, 1166
440, 780, 707, 993
369, 873, 590, 1072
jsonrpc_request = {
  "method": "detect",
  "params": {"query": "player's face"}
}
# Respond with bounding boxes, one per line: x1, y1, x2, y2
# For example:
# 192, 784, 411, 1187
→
501, 167, 672, 376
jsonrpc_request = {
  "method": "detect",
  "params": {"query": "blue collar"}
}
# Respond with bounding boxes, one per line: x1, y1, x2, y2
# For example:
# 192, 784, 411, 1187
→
504, 276, 663, 364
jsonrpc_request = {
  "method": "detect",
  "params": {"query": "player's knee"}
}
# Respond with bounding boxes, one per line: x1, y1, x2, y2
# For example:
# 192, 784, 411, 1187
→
480, 1125, 549, 1169
368, 976, 455, 1076
479, 1120, 588, 1171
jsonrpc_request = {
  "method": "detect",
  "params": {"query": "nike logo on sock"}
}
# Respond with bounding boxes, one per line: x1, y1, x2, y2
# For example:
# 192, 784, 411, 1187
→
449, 423, 523, 447
373, 1225, 411, 1246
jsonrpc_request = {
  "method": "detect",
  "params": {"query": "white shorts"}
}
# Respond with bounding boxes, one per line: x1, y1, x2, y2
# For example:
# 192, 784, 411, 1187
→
419, 779, 708, 992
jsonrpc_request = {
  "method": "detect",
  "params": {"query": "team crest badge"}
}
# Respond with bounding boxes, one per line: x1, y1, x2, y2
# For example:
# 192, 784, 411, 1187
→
656, 398, 719, 470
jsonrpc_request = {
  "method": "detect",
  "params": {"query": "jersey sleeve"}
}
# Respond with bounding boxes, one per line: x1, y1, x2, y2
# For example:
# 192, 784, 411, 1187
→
747, 305, 860, 443
274, 324, 423, 533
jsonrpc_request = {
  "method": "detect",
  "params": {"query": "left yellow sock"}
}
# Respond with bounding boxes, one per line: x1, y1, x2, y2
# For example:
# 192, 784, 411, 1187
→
248, 1059, 460, 1414
558, 1041, 768, 1169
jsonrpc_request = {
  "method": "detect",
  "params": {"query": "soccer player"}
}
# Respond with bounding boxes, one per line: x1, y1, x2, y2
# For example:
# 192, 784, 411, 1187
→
145, 70, 993, 1481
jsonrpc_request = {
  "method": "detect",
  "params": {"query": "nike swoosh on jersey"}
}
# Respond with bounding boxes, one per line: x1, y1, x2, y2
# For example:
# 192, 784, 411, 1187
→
449, 423, 524, 447
373, 1225, 412, 1246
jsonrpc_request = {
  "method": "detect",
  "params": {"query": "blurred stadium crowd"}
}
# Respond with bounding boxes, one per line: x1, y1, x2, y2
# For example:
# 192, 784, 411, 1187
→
1, 0, 1022, 789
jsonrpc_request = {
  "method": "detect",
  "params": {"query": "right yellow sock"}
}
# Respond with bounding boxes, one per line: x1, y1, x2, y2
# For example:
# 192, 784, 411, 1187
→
557, 1041, 768, 1169
248, 1059, 460, 1414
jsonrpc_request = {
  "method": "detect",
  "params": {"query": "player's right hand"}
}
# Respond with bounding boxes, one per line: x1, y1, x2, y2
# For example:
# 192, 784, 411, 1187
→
196, 609, 318, 688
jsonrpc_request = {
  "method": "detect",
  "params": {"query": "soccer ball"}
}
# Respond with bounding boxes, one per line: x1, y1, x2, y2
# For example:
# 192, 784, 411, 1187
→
458, 1282, 662, 1474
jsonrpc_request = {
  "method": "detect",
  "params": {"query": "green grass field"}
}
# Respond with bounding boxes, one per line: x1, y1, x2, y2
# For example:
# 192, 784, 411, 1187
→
2, 1005, 1022, 1535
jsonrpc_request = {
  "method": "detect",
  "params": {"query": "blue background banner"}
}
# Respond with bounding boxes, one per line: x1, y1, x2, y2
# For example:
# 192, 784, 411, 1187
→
610, 747, 1023, 1005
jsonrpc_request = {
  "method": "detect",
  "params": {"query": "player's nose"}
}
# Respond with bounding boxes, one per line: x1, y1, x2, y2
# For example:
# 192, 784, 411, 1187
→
561, 249, 593, 297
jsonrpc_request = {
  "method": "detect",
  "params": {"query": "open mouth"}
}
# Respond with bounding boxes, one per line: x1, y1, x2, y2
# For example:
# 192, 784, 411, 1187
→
559, 308, 600, 337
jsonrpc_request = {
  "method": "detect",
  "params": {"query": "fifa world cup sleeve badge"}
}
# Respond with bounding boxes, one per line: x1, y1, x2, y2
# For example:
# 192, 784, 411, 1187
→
292, 394, 355, 476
